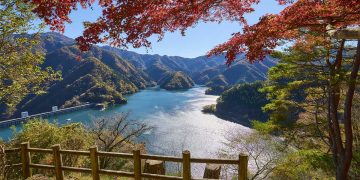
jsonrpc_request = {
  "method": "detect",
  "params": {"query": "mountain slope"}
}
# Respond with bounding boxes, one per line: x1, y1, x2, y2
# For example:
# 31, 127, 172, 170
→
211, 82, 269, 126
8, 34, 154, 118
159, 71, 195, 90
18, 57, 135, 115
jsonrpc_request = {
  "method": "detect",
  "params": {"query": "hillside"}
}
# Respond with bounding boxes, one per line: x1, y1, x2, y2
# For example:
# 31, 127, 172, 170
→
40, 34, 155, 89
158, 71, 195, 90
205, 86, 230, 95
16, 56, 137, 116
4, 33, 154, 118
204, 82, 269, 126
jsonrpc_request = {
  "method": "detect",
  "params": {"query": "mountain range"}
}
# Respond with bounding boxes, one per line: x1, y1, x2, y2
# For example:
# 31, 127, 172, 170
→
102, 46, 278, 86
1, 32, 277, 119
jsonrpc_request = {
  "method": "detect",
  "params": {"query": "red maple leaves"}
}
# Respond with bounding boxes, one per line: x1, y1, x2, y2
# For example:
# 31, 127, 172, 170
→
26, 0, 360, 65
25, 0, 94, 33
210, 0, 360, 64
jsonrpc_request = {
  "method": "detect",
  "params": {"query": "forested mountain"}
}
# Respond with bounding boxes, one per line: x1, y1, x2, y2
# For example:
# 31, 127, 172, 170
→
19, 57, 134, 114
2, 33, 152, 118
158, 71, 195, 90
102, 46, 277, 86
203, 82, 269, 126
1, 32, 276, 119
11, 46, 151, 117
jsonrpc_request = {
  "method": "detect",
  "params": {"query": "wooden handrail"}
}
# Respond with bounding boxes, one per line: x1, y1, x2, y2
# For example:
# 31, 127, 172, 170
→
98, 169, 134, 177
29, 163, 54, 170
62, 166, 92, 173
28, 147, 52, 153
142, 173, 183, 180
97, 151, 133, 158
191, 158, 238, 164
4, 148, 20, 153
60, 149, 90, 156
5, 142, 248, 180
141, 154, 183, 162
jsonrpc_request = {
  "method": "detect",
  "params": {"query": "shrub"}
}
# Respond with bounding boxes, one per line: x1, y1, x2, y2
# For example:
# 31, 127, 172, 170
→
202, 104, 216, 114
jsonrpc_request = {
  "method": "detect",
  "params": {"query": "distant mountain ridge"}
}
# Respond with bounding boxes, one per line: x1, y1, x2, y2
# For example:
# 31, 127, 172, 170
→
1, 32, 277, 120
102, 45, 278, 86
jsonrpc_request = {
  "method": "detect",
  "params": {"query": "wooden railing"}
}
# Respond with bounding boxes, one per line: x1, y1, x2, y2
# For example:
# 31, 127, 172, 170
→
5, 142, 248, 180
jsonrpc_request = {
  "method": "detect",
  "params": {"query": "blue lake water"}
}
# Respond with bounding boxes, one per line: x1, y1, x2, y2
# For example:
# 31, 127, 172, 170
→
0, 86, 252, 175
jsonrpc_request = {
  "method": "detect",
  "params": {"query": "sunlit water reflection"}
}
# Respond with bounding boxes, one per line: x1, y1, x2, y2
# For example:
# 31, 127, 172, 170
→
0, 86, 253, 178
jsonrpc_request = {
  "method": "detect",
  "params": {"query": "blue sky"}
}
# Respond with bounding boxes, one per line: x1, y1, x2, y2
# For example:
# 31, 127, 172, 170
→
54, 1, 285, 58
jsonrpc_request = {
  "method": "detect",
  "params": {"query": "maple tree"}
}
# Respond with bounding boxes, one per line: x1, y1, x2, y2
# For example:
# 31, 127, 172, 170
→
23, 0, 360, 179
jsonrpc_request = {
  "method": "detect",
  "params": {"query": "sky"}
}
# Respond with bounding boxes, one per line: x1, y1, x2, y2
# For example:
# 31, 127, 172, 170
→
49, 1, 285, 58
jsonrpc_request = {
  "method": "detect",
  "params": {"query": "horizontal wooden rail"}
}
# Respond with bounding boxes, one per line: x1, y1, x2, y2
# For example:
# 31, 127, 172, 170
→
4, 148, 20, 153
141, 154, 183, 162
5, 142, 248, 180
60, 149, 90, 156
62, 166, 92, 173
190, 158, 238, 164
99, 169, 134, 177
28, 148, 52, 153
29, 163, 54, 170
97, 151, 133, 158
142, 173, 183, 180
5, 163, 22, 168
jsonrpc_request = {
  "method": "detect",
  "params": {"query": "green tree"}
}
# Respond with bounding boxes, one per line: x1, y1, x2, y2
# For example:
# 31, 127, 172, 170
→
2, 119, 93, 179
0, 0, 60, 117
258, 42, 360, 178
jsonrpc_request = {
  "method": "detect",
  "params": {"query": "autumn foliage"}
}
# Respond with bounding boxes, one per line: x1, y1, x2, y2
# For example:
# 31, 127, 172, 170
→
25, 0, 359, 65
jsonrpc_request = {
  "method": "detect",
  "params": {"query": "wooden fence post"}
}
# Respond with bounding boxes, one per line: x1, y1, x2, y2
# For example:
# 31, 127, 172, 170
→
20, 142, 31, 179
238, 153, 248, 180
133, 149, 141, 180
182, 150, 191, 180
52, 144, 64, 180
90, 145, 100, 180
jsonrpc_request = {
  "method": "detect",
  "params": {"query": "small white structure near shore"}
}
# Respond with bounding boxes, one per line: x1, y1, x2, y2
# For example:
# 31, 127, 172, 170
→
52, 106, 58, 112
21, 111, 29, 118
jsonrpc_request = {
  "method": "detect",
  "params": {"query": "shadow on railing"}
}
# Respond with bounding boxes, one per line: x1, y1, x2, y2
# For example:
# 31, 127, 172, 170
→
5, 142, 248, 180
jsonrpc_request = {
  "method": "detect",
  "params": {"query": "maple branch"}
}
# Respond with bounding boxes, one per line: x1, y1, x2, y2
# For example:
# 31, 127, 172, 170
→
327, 25, 360, 40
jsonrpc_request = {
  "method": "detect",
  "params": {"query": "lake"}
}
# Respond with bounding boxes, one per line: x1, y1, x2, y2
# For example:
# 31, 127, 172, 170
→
0, 86, 253, 176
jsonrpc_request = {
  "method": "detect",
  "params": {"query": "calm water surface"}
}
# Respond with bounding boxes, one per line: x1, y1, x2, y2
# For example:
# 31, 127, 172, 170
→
0, 86, 253, 176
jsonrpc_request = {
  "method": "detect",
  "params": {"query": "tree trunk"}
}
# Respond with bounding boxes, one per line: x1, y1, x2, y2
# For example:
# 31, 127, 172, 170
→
336, 40, 360, 179
327, 44, 345, 173
143, 160, 166, 176
203, 164, 221, 179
